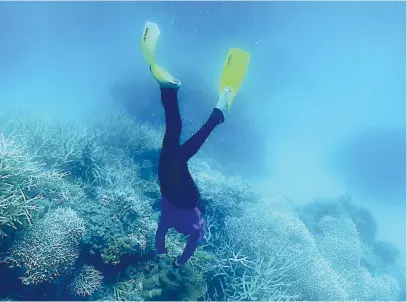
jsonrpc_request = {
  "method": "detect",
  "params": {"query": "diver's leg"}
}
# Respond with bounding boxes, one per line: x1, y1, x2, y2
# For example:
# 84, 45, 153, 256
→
159, 88, 183, 187
180, 108, 224, 161
160, 88, 182, 152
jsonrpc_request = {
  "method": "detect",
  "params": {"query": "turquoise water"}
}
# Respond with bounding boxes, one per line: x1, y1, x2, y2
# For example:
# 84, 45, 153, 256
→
0, 1, 405, 301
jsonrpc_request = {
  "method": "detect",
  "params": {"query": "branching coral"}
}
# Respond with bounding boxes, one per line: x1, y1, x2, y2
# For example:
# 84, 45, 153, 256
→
66, 135, 108, 187
188, 157, 259, 222
4, 207, 85, 285
92, 109, 162, 156
0, 190, 41, 237
0, 114, 109, 189
0, 133, 67, 237
1, 107, 405, 302
38, 139, 159, 265
68, 265, 104, 297
200, 229, 301, 301
0, 114, 84, 168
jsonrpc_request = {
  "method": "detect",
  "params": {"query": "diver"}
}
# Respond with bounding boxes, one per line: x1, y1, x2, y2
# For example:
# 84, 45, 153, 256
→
141, 22, 250, 273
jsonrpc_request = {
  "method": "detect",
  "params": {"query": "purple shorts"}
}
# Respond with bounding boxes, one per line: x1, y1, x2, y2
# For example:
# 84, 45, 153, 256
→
160, 195, 206, 241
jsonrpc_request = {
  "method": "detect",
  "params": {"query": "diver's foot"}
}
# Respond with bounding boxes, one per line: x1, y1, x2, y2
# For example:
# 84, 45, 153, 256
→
150, 64, 181, 90
216, 87, 232, 115
211, 108, 225, 124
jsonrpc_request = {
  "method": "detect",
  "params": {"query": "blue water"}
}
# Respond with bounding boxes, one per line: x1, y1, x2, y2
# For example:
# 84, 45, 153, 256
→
0, 1, 405, 301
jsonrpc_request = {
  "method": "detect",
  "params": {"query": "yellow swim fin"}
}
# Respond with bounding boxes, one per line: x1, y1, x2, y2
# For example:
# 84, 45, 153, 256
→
141, 21, 160, 66
141, 21, 181, 89
218, 48, 250, 111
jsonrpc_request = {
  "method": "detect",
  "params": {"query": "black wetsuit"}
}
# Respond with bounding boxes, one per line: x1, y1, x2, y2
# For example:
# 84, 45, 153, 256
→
158, 88, 224, 209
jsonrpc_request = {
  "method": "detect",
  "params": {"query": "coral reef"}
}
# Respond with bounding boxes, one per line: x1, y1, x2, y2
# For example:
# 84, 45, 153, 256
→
0, 109, 405, 301
142, 261, 207, 301
0, 133, 66, 238
68, 265, 104, 297
4, 208, 85, 285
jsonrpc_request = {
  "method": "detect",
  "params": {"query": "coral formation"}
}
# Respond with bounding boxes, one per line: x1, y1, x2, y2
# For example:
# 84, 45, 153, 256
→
0, 110, 405, 301
5, 208, 85, 285
68, 265, 104, 297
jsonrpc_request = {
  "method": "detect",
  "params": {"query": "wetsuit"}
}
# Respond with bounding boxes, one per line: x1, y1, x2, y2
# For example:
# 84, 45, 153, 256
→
155, 88, 224, 264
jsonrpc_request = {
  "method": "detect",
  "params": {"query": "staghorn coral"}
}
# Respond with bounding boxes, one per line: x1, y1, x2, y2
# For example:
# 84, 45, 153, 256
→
66, 136, 108, 187
91, 109, 163, 156
5, 207, 85, 285
0, 114, 84, 169
0, 113, 108, 187
0, 133, 67, 237
0, 191, 41, 238
202, 228, 301, 301
68, 265, 104, 297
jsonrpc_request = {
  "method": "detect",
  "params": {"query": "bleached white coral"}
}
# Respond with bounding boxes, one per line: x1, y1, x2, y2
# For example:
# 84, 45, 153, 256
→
69, 265, 104, 297
5, 207, 85, 285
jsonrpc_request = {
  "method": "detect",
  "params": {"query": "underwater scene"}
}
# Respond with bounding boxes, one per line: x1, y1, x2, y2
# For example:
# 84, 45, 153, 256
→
0, 1, 406, 301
